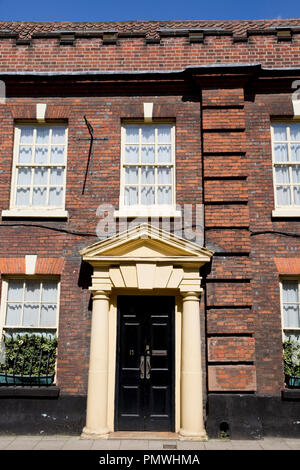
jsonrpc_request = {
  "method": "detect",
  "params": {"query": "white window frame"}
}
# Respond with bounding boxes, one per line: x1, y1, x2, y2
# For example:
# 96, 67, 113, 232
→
280, 278, 300, 342
114, 121, 181, 218
2, 122, 68, 219
271, 120, 300, 217
0, 276, 60, 336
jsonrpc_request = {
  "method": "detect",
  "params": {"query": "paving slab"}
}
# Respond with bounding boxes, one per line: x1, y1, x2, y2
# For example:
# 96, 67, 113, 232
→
5, 439, 41, 450
177, 440, 207, 450
61, 439, 94, 450
34, 440, 66, 450
91, 440, 121, 450
204, 440, 234, 450
119, 439, 149, 450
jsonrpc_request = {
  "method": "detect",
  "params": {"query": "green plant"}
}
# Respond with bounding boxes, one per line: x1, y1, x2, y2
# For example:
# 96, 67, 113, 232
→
0, 333, 57, 376
283, 339, 300, 377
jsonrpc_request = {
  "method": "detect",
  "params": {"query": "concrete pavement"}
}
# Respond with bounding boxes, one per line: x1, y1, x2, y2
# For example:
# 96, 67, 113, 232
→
0, 435, 299, 450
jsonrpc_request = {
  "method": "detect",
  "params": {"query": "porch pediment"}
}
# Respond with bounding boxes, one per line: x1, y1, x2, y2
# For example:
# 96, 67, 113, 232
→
80, 224, 213, 292
80, 223, 213, 264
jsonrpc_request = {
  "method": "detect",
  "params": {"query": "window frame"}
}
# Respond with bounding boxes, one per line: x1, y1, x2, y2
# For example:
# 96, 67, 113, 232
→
2, 122, 69, 219
271, 120, 300, 217
280, 277, 300, 342
115, 120, 181, 218
0, 275, 61, 336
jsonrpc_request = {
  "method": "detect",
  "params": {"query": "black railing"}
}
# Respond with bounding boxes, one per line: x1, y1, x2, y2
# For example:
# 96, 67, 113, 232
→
0, 333, 57, 387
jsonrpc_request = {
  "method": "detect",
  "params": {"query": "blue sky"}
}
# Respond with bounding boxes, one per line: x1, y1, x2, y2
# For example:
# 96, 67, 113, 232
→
0, 0, 299, 22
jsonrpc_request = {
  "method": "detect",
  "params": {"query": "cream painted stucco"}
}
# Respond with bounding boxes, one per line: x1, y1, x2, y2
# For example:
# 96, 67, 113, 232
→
80, 223, 213, 440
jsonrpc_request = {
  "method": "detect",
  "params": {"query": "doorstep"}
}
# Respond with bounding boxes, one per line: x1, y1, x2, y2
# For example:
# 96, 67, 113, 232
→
108, 432, 180, 440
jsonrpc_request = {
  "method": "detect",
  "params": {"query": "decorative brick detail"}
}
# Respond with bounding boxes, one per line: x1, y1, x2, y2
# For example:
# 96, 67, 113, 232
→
8, 105, 36, 120
208, 365, 257, 391
203, 131, 246, 154
204, 180, 248, 202
0, 258, 25, 274
206, 281, 252, 306
202, 109, 245, 130
35, 258, 65, 274
274, 258, 300, 274
207, 336, 255, 362
202, 88, 244, 107
208, 256, 251, 279
204, 155, 247, 178
205, 229, 251, 253
0, 257, 64, 275
206, 308, 255, 334
45, 105, 71, 120
205, 205, 249, 227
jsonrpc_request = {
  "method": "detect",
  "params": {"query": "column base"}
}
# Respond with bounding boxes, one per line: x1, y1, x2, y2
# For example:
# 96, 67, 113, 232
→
179, 428, 208, 441
81, 426, 110, 440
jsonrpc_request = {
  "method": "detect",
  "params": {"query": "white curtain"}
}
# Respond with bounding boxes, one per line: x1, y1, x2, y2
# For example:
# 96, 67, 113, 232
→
125, 125, 139, 144
274, 144, 288, 162
141, 146, 155, 163
157, 166, 172, 204
51, 127, 65, 145
275, 165, 290, 205
124, 187, 138, 205
125, 166, 138, 184
158, 145, 171, 163
16, 187, 30, 206
273, 124, 287, 141
51, 146, 65, 164
141, 186, 155, 205
125, 145, 139, 164
6, 280, 23, 326
157, 125, 171, 143
49, 187, 63, 206
36, 127, 50, 145
141, 166, 154, 184
40, 305, 57, 327
282, 281, 300, 329
18, 146, 32, 164
20, 127, 34, 145
35, 146, 48, 164
141, 126, 155, 143
290, 123, 300, 142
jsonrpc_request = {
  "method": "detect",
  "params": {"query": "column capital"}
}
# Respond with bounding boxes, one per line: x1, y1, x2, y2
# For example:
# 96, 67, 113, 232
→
181, 291, 201, 302
90, 289, 111, 301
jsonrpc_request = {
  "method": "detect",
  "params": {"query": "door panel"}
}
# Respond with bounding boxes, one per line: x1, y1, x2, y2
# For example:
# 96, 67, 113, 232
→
115, 295, 175, 431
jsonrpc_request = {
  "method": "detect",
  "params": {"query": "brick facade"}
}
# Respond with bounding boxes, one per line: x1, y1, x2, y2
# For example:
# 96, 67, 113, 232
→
0, 18, 300, 436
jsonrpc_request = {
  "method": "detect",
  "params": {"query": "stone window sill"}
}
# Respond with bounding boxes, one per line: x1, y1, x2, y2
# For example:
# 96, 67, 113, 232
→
0, 386, 60, 397
2, 209, 69, 219
114, 206, 182, 219
272, 208, 300, 218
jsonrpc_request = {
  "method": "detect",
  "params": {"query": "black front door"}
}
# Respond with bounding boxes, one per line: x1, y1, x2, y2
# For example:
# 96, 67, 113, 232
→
115, 295, 175, 431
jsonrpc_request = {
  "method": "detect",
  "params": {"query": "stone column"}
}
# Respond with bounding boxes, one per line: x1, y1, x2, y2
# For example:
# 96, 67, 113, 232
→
81, 290, 110, 439
179, 291, 207, 440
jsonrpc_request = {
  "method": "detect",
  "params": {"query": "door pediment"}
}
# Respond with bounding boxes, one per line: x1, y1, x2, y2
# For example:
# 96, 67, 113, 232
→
80, 223, 213, 264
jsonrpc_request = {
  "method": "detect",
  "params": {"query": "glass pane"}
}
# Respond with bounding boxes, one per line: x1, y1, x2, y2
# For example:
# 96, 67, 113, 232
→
50, 146, 65, 164
141, 126, 155, 143
158, 186, 172, 204
40, 304, 57, 327
283, 305, 300, 328
17, 167, 31, 186
16, 187, 30, 206
32, 187, 47, 206
34, 167, 48, 186
7, 280, 23, 302
51, 127, 65, 145
284, 331, 300, 342
125, 166, 138, 184
294, 187, 300, 205
18, 146, 32, 164
276, 186, 291, 205
125, 146, 139, 164
50, 167, 64, 185
23, 304, 39, 327
290, 124, 300, 141
49, 187, 63, 206
273, 124, 287, 141
124, 187, 138, 205
292, 166, 300, 183
125, 126, 139, 144
141, 166, 154, 184
6, 304, 22, 326
25, 281, 40, 302
35, 147, 48, 164
282, 280, 299, 303
36, 127, 50, 145
158, 167, 172, 184
291, 144, 300, 162
20, 127, 34, 144
158, 145, 172, 163
274, 144, 288, 162
157, 125, 171, 143
275, 166, 290, 184
141, 146, 155, 163
42, 281, 58, 303
141, 186, 155, 205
